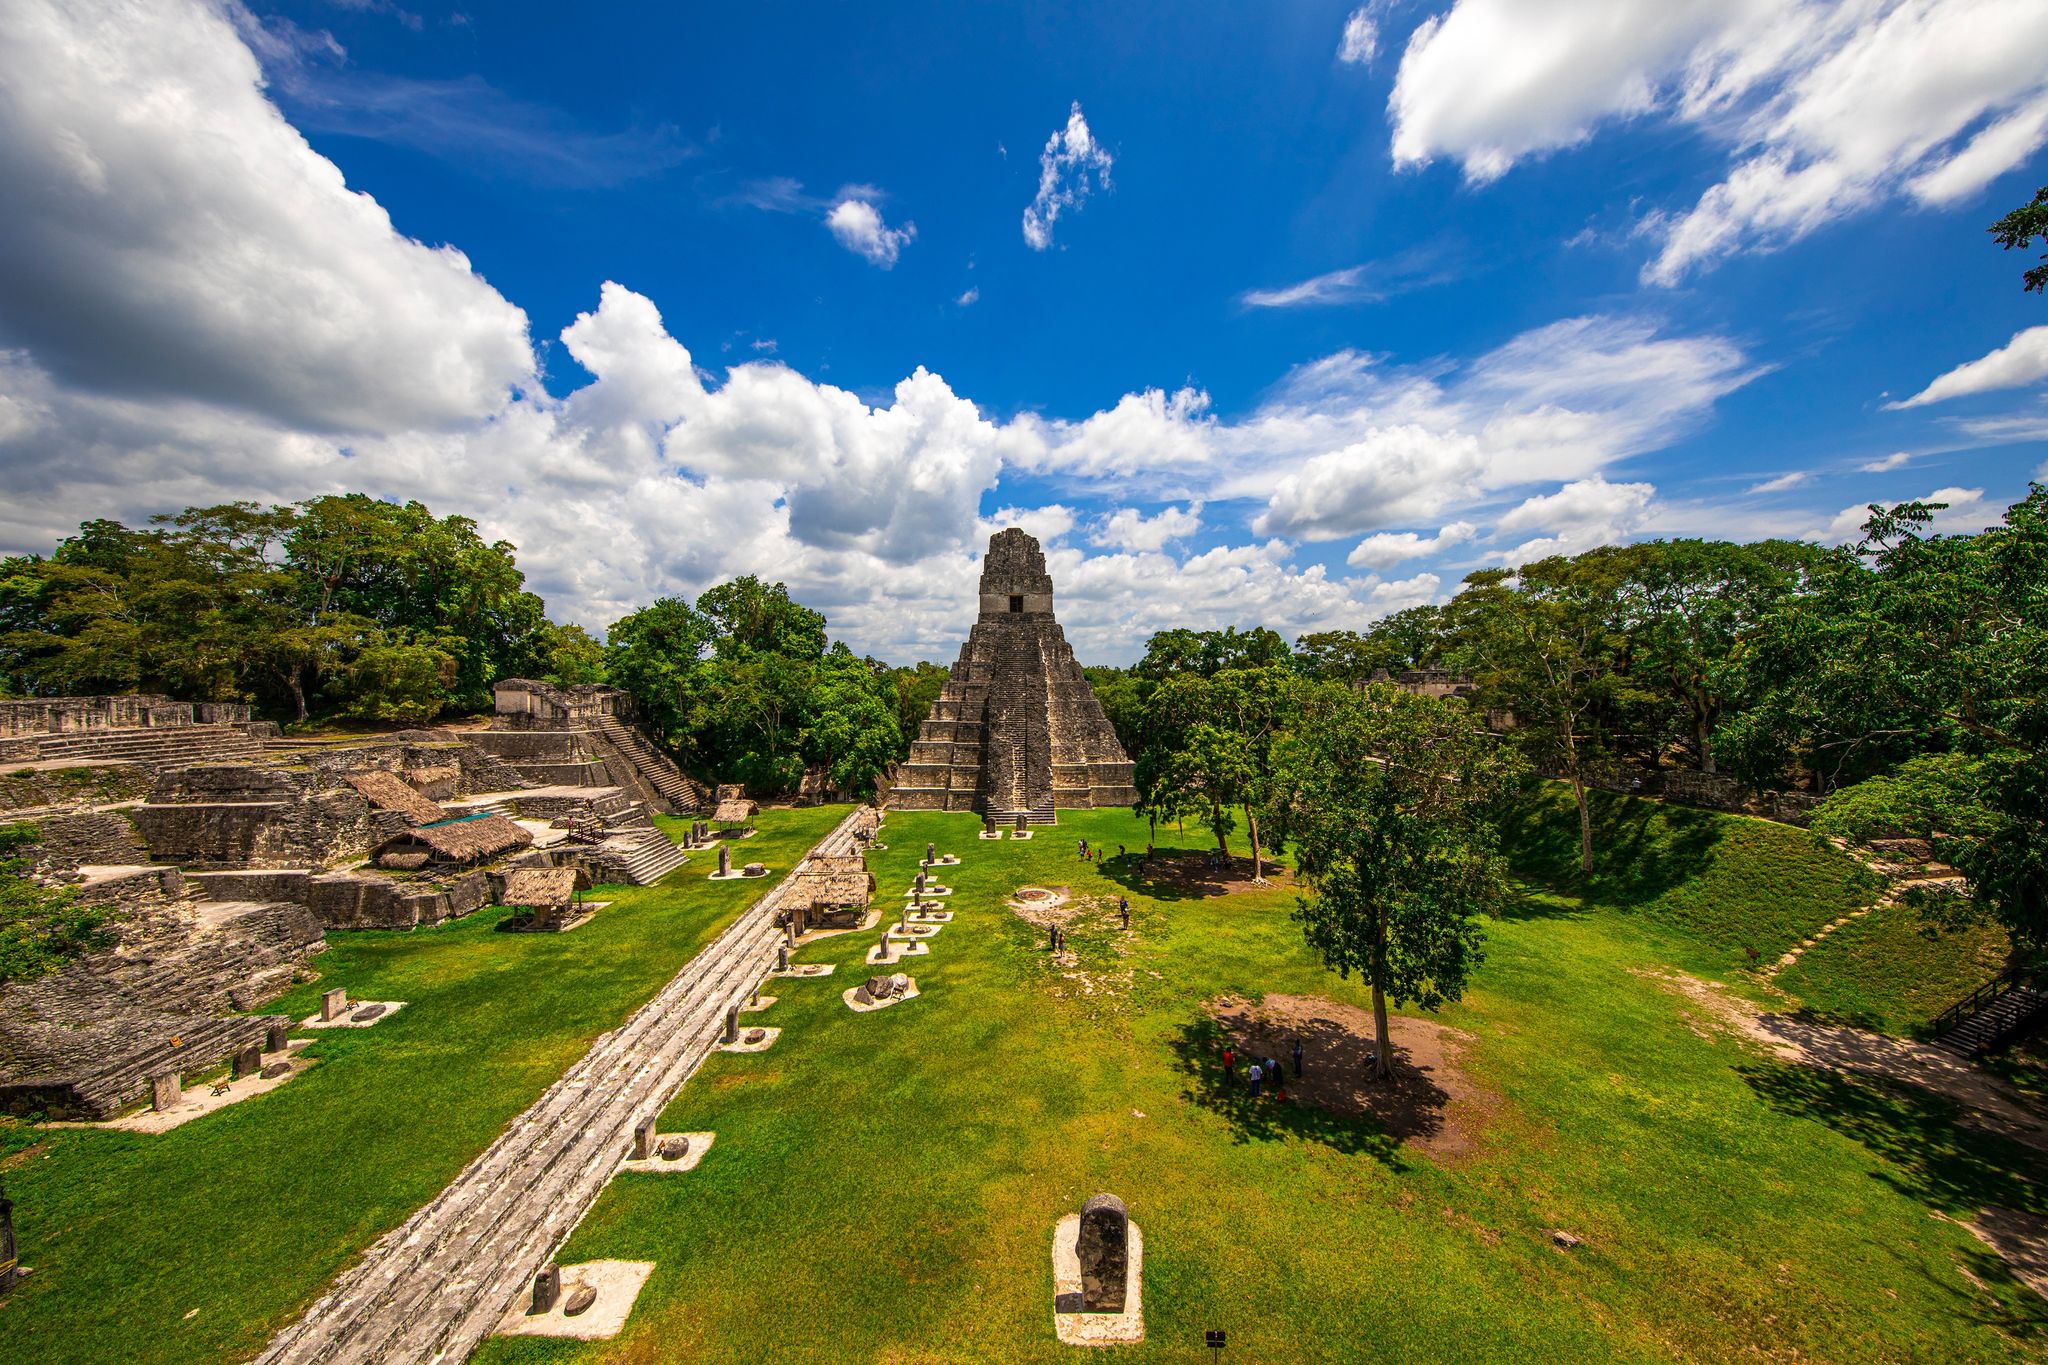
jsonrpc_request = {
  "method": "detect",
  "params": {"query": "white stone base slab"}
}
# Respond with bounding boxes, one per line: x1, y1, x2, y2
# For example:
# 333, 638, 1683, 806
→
717, 1026, 780, 1053
843, 978, 920, 1012
772, 962, 835, 978
1010, 830, 1035, 840
301, 1000, 407, 1030
867, 940, 930, 965
619, 1131, 715, 1174
707, 867, 771, 881
870, 841, 889, 850
908, 909, 954, 923
64, 1052, 314, 1134
891, 922, 943, 940
493, 1260, 656, 1340
1051, 1214, 1145, 1345
921, 855, 962, 867
978, 831, 1004, 840
903, 885, 952, 898
742, 994, 777, 1012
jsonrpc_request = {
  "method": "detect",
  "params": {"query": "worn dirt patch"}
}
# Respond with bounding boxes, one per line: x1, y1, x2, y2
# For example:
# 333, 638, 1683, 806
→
1639, 968, 2048, 1153
1129, 852, 1290, 897
1208, 993, 1501, 1161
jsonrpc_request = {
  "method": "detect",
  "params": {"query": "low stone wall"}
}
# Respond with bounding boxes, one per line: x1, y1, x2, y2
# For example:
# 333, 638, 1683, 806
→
306, 870, 491, 930
186, 869, 314, 904
0, 695, 247, 739
9, 809, 148, 873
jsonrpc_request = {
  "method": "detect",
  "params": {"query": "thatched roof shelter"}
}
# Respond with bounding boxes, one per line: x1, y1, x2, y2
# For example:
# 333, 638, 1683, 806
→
712, 797, 758, 825
376, 813, 532, 867
343, 769, 444, 825
791, 854, 874, 908
499, 866, 589, 909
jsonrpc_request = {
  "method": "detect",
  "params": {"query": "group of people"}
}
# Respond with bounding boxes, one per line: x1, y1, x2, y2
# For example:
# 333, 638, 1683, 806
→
1044, 895, 1131, 953
1221, 1039, 1304, 1100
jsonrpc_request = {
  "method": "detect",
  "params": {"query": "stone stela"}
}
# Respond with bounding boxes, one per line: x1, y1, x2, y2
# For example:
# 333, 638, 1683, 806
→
1078, 1194, 1129, 1313
890, 529, 1136, 824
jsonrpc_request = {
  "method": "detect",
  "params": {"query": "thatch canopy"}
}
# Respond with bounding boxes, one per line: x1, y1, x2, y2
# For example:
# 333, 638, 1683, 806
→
343, 769, 444, 825
712, 797, 758, 824
792, 854, 873, 907
377, 813, 532, 865
377, 851, 430, 871
500, 866, 588, 909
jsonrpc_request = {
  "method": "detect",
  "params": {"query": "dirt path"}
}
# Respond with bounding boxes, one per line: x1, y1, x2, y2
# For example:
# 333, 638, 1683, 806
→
1644, 970, 2048, 1153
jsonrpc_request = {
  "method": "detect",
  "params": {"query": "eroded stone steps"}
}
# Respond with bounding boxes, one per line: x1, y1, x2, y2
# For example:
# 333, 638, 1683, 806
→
257, 809, 864, 1365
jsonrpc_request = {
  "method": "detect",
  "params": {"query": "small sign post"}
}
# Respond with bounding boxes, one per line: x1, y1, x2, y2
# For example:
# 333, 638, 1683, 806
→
1205, 1328, 1227, 1359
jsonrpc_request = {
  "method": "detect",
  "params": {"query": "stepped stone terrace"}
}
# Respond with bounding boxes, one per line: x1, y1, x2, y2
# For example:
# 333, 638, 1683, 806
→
890, 528, 1136, 825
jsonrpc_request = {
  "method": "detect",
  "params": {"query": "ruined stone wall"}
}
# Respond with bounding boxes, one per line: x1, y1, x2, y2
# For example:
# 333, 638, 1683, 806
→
10, 810, 149, 873
0, 695, 247, 739
305, 870, 490, 930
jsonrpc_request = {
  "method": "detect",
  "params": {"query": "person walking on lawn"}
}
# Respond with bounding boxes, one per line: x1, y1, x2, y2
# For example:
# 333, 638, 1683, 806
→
1247, 1061, 1264, 1097
1222, 1045, 1235, 1084
1118, 896, 1130, 929
1292, 1038, 1303, 1078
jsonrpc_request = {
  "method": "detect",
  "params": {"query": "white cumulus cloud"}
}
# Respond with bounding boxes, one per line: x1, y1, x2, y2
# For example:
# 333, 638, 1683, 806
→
1091, 504, 1203, 553
1384, 0, 2048, 284
1022, 102, 1113, 250
1338, 7, 1381, 65
1346, 521, 1477, 569
826, 198, 916, 268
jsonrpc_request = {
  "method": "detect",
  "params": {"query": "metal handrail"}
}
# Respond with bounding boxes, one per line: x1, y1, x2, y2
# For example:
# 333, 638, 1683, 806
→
1932, 966, 2043, 1038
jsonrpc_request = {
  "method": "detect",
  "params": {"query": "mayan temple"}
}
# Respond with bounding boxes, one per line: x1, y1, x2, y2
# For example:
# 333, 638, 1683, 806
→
890, 528, 1137, 823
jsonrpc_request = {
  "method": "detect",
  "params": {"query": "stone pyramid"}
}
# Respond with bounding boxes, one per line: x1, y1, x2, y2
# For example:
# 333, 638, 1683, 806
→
889, 529, 1136, 823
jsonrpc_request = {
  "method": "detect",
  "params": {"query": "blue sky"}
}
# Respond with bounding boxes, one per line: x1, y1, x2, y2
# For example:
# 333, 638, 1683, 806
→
1, 0, 2045, 663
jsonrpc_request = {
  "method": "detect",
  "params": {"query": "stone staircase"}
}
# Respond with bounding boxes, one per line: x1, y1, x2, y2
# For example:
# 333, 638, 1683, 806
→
1934, 974, 2047, 1056
255, 807, 866, 1365
595, 716, 704, 813
600, 825, 690, 885
29, 724, 265, 768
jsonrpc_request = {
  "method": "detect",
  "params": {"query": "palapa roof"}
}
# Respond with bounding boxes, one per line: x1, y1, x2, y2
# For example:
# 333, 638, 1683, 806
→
712, 797, 758, 824
792, 853, 874, 907
500, 866, 586, 908
378, 813, 532, 864
342, 769, 444, 825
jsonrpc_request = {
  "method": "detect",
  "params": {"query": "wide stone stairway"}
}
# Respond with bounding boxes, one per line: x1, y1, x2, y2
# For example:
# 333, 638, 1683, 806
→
255, 807, 867, 1365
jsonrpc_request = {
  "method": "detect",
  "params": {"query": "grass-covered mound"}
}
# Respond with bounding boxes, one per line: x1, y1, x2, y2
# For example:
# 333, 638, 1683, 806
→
0, 805, 849, 1365
466, 808, 2046, 1364
1500, 782, 1881, 968
1779, 900, 2016, 1035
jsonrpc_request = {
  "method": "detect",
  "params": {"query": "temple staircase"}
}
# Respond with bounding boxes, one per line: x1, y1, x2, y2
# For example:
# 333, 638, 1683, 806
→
595, 716, 705, 814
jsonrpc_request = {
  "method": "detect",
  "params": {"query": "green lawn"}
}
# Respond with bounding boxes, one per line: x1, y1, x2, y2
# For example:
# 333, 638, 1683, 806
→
466, 808, 2046, 1365
0, 804, 851, 1365
1778, 898, 2016, 1035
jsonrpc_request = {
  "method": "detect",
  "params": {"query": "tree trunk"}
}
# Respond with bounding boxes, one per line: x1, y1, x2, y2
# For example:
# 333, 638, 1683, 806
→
287, 669, 308, 724
1369, 980, 1393, 1081
1244, 804, 1265, 883
1696, 716, 1716, 775
1572, 773, 1594, 877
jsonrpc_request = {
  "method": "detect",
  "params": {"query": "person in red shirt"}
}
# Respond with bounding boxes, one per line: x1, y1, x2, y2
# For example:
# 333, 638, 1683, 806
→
1222, 1046, 1235, 1084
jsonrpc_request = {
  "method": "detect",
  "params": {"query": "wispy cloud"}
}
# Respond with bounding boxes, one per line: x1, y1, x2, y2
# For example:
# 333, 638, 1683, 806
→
1023, 102, 1112, 251
1745, 470, 1809, 494
248, 20, 696, 187
1858, 451, 1912, 473
1239, 248, 1451, 310
957, 287, 980, 306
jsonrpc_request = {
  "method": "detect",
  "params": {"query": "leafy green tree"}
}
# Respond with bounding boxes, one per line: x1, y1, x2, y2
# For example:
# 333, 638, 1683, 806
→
1143, 665, 1296, 877
1742, 488, 2048, 952
801, 649, 903, 795
1275, 683, 1522, 1079
539, 623, 608, 686
604, 597, 712, 743
1083, 665, 1152, 761
698, 576, 827, 660
1135, 626, 1290, 679
1609, 539, 1823, 774
1450, 557, 1641, 876
890, 661, 950, 749
1989, 184, 2048, 294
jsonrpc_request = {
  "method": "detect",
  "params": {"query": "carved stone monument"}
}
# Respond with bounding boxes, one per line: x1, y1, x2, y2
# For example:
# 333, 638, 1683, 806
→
320, 987, 348, 1022
718, 844, 732, 877
1078, 1194, 1129, 1312
722, 1005, 739, 1044
232, 1045, 261, 1079
532, 1264, 562, 1314
150, 1070, 180, 1112
265, 1023, 288, 1053
632, 1115, 657, 1161
889, 529, 1137, 821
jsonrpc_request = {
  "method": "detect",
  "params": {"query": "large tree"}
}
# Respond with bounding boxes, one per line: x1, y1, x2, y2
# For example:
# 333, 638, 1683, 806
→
1275, 683, 1523, 1079
1141, 665, 1296, 878
1449, 557, 1641, 876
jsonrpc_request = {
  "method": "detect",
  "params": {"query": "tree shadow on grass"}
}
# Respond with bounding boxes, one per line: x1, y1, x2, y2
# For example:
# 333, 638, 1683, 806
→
1170, 1015, 1430, 1171
1499, 784, 1724, 908
1739, 1059, 2048, 1336
1093, 851, 1292, 904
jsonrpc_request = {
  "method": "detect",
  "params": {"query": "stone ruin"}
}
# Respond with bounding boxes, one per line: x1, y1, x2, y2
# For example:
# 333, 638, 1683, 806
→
852, 972, 910, 1006
890, 529, 1135, 824
0, 687, 705, 1119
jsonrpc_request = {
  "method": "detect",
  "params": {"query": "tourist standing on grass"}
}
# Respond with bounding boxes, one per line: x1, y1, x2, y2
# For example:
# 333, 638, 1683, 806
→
1078, 838, 1088, 860
1118, 844, 1127, 861
1292, 1038, 1303, 1078
1247, 1062, 1263, 1097
1222, 1046, 1234, 1083
1119, 896, 1130, 929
